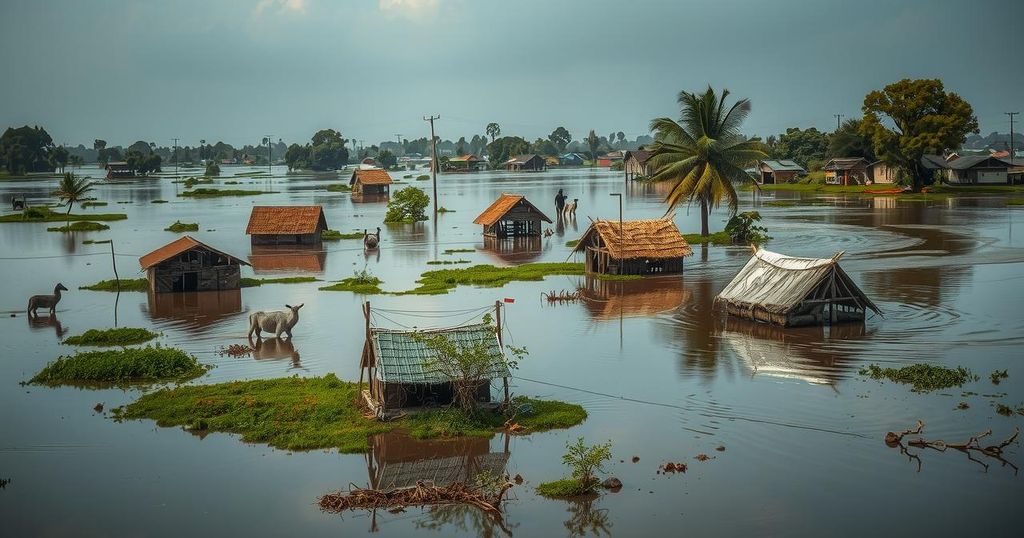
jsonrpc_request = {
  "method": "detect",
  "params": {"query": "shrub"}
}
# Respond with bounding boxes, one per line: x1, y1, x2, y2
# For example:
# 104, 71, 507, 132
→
63, 328, 159, 346
31, 346, 207, 385
537, 437, 612, 497
205, 161, 220, 177
164, 220, 199, 233
384, 187, 430, 223
725, 211, 770, 245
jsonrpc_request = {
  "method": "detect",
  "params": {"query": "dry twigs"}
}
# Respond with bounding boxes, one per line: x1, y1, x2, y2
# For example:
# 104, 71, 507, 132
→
885, 421, 1019, 473
319, 479, 514, 519
542, 290, 581, 304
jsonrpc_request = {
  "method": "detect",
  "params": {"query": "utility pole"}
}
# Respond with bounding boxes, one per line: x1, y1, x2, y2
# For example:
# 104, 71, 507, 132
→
264, 134, 273, 175
1007, 112, 1019, 161
424, 115, 440, 214
172, 138, 179, 178
834, 114, 844, 131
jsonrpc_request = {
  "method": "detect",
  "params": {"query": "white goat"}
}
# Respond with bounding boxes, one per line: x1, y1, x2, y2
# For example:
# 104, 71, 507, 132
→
248, 303, 303, 340
563, 198, 578, 218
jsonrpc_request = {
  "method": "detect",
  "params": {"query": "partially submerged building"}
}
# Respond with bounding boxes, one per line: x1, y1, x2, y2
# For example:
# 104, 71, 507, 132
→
623, 149, 652, 180
473, 193, 552, 238
823, 158, 870, 185
350, 168, 393, 195
360, 323, 511, 416
245, 206, 328, 246
503, 154, 546, 171
105, 161, 134, 179
447, 154, 486, 172
757, 160, 805, 184
139, 235, 249, 293
715, 246, 880, 327
570, 217, 693, 276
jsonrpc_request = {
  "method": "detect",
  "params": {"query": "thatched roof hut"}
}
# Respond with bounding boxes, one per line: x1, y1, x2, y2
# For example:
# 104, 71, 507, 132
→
715, 246, 880, 327
473, 193, 552, 238
570, 217, 693, 275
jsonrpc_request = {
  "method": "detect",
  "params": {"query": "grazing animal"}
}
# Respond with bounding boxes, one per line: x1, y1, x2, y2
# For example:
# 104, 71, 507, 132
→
543, 228, 553, 237
27, 283, 68, 317
563, 198, 578, 218
248, 303, 303, 340
364, 227, 381, 250
11, 196, 25, 211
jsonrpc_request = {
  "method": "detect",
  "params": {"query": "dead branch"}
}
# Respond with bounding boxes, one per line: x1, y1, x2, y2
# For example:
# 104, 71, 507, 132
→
319, 480, 513, 520
884, 420, 924, 446
885, 422, 1019, 474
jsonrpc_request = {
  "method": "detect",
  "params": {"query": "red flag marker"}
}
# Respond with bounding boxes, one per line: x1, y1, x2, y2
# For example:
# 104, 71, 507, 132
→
503, 298, 515, 304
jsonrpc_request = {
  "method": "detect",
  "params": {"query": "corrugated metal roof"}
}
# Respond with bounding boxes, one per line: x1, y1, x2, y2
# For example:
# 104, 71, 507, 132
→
473, 194, 553, 226
571, 218, 693, 260
138, 236, 249, 270
349, 168, 393, 186
245, 206, 327, 235
761, 160, 806, 172
370, 324, 509, 384
823, 158, 869, 171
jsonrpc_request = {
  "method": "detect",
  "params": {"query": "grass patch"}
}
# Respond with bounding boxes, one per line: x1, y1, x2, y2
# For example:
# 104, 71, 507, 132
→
164, 220, 199, 233
593, 274, 643, 281
683, 231, 734, 246
80, 278, 149, 292
326, 183, 352, 192
46, 221, 110, 232
398, 262, 585, 295
1007, 198, 1024, 206
565, 239, 579, 248
426, 259, 471, 265
114, 375, 584, 452
443, 248, 475, 254
321, 229, 363, 240
536, 478, 591, 498
403, 397, 585, 440
0, 206, 126, 223
319, 275, 384, 294
416, 174, 430, 181
31, 346, 207, 386
82, 201, 108, 207
437, 206, 454, 213
62, 327, 159, 346
240, 276, 320, 287
179, 188, 271, 198
860, 363, 978, 392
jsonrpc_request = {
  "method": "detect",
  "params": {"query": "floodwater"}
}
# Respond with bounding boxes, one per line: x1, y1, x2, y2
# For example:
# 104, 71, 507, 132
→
1, 165, 1022, 536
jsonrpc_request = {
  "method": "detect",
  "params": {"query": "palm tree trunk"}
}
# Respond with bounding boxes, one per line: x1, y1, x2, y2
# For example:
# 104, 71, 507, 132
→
700, 200, 709, 236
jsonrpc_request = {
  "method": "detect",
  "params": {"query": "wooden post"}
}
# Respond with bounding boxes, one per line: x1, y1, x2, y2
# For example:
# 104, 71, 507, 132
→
495, 300, 503, 347
109, 240, 119, 292
360, 301, 370, 398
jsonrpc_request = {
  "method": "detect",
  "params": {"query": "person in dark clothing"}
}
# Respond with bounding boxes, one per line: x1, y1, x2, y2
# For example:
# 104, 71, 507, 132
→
555, 189, 567, 214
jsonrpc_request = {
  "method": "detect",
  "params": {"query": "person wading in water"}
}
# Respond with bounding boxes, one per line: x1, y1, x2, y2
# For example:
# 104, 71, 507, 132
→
555, 189, 567, 215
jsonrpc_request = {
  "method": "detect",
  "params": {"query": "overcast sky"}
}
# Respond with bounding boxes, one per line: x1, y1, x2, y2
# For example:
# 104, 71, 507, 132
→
1, 0, 1020, 147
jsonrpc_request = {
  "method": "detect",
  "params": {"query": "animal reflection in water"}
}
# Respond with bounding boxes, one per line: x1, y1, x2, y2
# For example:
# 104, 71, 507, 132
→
248, 303, 303, 340
27, 283, 67, 317
250, 338, 302, 369
27, 313, 66, 338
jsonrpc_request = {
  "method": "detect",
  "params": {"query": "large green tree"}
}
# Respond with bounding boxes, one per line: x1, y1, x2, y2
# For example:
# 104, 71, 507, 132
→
772, 127, 829, 169
860, 78, 978, 192
584, 130, 600, 162
827, 118, 875, 160
1, 125, 54, 174
486, 136, 530, 168
486, 122, 501, 143
648, 87, 766, 236
548, 127, 572, 152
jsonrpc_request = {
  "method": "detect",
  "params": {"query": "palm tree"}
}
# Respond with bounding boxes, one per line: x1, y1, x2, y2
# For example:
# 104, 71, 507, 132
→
585, 130, 600, 165
53, 172, 94, 217
486, 123, 501, 143
647, 87, 766, 236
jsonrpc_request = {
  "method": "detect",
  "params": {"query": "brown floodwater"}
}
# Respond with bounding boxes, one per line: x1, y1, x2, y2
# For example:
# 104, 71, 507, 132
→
1, 165, 1023, 536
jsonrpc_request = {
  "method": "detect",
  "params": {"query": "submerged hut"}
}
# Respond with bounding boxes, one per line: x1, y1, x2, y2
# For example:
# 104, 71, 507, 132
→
360, 321, 510, 417
245, 206, 328, 246
715, 246, 880, 327
105, 161, 134, 179
349, 168, 393, 195
139, 235, 249, 293
570, 217, 693, 276
503, 154, 546, 172
473, 193, 552, 238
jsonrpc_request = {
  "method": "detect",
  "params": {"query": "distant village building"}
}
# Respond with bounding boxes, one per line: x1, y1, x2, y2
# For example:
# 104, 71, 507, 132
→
360, 322, 511, 416
139, 236, 249, 293
595, 151, 623, 168
448, 154, 486, 172
349, 168, 393, 195
866, 161, 899, 184
473, 194, 552, 238
716, 247, 880, 327
361, 157, 378, 167
503, 154, 546, 171
105, 161, 134, 179
920, 154, 1015, 185
757, 160, 806, 184
559, 153, 586, 166
823, 158, 870, 185
623, 149, 652, 180
245, 206, 328, 246
570, 217, 693, 276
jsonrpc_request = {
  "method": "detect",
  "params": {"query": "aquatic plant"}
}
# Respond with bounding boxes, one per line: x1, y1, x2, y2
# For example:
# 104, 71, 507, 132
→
79, 278, 149, 292
537, 438, 612, 498
990, 370, 1008, 385
437, 206, 454, 213
321, 229, 363, 240
46, 221, 110, 232
0, 206, 126, 223
860, 363, 977, 392
399, 262, 585, 295
426, 259, 471, 265
31, 346, 207, 386
164, 220, 199, 233
565, 239, 579, 248
325, 183, 351, 192
443, 248, 475, 254
319, 270, 384, 294
82, 201, 108, 207
62, 327, 159, 346
179, 188, 271, 198
239, 276, 320, 287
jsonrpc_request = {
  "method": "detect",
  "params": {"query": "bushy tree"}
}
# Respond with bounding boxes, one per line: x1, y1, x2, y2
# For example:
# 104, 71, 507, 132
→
125, 150, 161, 175
725, 211, 770, 245
860, 78, 978, 192
205, 160, 220, 177
377, 149, 397, 169
772, 127, 828, 168
486, 122, 501, 142
548, 127, 572, 152
384, 187, 430, 223
828, 118, 875, 160
562, 437, 612, 491
585, 130, 600, 162
486, 136, 530, 167
530, 138, 559, 157
1, 125, 55, 174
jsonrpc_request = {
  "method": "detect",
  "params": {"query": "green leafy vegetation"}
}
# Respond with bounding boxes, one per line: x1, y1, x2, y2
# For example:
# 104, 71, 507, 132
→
399, 262, 584, 295
537, 437, 613, 498
443, 248, 475, 254
46, 221, 110, 232
426, 259, 471, 265
1007, 198, 1024, 206
164, 220, 199, 233
990, 370, 1009, 385
319, 270, 383, 294
860, 363, 978, 392
239, 276, 320, 287
82, 201, 108, 207
436, 206, 454, 213
62, 327, 159, 346
179, 177, 214, 188
79, 278, 149, 292
384, 187, 430, 223
683, 231, 733, 246
115, 375, 584, 452
321, 229, 363, 240
31, 346, 207, 386
205, 161, 220, 177
725, 211, 771, 245
0, 206, 127, 223
179, 188, 271, 198
82, 239, 110, 245
536, 478, 590, 498
565, 239, 579, 248
416, 174, 430, 181
325, 183, 351, 192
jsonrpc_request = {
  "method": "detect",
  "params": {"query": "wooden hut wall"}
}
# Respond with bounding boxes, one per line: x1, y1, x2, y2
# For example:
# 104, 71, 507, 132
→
250, 231, 322, 246
148, 251, 242, 293
372, 379, 492, 410
356, 183, 390, 195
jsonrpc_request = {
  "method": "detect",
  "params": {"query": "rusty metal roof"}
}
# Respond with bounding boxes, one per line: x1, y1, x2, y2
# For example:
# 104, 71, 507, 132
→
245, 206, 327, 235
349, 168, 393, 186
139, 235, 249, 270
473, 194, 552, 226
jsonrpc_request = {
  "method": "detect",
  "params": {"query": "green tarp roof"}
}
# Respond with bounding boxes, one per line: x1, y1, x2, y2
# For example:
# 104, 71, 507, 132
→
370, 323, 509, 384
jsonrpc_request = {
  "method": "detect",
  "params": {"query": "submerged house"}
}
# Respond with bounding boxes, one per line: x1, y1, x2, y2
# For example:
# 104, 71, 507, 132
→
350, 168, 393, 194
105, 161, 134, 179
245, 206, 328, 246
448, 154, 486, 172
559, 152, 586, 166
570, 217, 693, 276
715, 246, 880, 327
823, 157, 870, 185
623, 149, 652, 180
139, 235, 249, 293
360, 323, 511, 416
503, 154, 546, 171
757, 160, 805, 184
473, 193, 552, 238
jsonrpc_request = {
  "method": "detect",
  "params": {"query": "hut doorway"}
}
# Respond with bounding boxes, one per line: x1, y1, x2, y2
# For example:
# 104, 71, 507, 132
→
178, 272, 199, 292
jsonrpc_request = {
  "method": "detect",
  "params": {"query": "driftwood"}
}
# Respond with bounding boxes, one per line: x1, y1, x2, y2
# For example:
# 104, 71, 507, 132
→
319, 480, 513, 520
885, 421, 1019, 473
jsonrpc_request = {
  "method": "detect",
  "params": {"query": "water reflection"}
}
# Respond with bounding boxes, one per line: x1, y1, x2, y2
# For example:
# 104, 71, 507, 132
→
250, 337, 302, 370
27, 313, 66, 339
579, 275, 690, 320
482, 235, 545, 264
145, 289, 243, 331
562, 495, 613, 538
248, 245, 326, 273
351, 192, 389, 204
365, 432, 509, 491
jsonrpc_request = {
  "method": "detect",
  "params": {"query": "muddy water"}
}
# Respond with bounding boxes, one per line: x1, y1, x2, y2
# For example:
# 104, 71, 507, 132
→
1, 165, 1022, 536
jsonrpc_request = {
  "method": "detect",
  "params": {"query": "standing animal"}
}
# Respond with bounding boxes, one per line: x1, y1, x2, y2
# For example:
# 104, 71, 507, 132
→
364, 227, 381, 250
27, 283, 68, 317
563, 198, 578, 218
11, 196, 25, 211
248, 303, 303, 340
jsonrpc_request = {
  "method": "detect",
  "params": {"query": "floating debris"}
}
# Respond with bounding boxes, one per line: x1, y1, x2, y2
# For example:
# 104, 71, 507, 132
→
659, 462, 687, 474
885, 420, 1019, 473
218, 344, 253, 358
694, 453, 711, 462
319, 480, 512, 518
542, 290, 581, 304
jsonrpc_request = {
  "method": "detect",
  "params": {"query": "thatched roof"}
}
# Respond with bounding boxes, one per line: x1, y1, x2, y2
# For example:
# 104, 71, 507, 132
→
570, 217, 693, 260
245, 206, 327, 235
139, 236, 248, 270
364, 324, 509, 384
473, 194, 552, 226
715, 247, 880, 316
